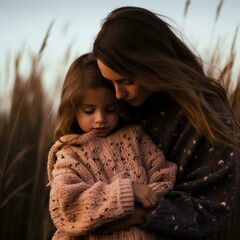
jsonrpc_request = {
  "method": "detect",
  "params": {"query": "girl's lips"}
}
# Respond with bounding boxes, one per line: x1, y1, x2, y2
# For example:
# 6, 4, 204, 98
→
92, 127, 108, 132
91, 127, 110, 137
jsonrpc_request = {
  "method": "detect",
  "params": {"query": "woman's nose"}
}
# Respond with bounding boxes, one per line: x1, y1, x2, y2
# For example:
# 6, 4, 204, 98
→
115, 86, 127, 99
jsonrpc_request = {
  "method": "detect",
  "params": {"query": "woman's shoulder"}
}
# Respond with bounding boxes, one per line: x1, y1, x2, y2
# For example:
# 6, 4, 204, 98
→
205, 95, 236, 125
205, 95, 229, 113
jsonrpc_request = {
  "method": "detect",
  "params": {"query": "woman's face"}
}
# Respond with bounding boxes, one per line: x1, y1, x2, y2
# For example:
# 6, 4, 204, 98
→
97, 59, 152, 106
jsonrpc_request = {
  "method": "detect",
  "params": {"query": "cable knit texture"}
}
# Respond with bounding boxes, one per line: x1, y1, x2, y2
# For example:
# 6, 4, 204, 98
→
48, 124, 177, 240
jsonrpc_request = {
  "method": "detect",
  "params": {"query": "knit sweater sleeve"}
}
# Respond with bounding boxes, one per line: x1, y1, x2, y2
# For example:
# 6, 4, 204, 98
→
140, 96, 239, 238
48, 143, 134, 237
137, 126, 177, 196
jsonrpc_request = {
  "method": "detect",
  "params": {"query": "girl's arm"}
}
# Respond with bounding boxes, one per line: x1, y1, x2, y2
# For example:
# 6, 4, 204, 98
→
89, 126, 177, 235
138, 126, 177, 196
48, 149, 134, 237
94, 205, 147, 234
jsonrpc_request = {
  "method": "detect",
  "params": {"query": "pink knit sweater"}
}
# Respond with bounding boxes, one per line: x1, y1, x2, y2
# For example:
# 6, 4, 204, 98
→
48, 124, 177, 240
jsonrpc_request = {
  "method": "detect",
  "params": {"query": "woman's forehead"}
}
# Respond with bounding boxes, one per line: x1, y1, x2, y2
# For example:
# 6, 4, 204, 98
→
97, 59, 123, 82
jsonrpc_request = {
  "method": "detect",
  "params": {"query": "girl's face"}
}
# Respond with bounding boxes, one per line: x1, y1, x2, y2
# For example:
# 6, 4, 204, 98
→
76, 87, 119, 137
97, 59, 152, 106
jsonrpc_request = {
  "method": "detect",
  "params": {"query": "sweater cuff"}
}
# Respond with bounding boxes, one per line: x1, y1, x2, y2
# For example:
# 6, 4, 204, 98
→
119, 178, 135, 214
141, 198, 177, 230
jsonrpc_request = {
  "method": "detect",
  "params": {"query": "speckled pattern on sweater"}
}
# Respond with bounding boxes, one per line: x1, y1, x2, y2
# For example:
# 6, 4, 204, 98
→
128, 93, 239, 239
48, 124, 177, 240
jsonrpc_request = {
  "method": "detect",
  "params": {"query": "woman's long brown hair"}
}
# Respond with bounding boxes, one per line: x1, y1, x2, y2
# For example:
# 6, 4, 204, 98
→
93, 6, 240, 147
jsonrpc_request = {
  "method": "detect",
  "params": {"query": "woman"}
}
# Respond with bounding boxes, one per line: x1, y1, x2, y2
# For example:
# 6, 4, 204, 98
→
92, 6, 240, 239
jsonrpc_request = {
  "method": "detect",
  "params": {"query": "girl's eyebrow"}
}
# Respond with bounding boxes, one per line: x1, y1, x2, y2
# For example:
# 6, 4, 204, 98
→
81, 104, 95, 107
81, 102, 118, 107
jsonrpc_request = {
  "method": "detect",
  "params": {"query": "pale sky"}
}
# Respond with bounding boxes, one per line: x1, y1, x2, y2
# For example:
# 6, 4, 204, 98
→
1, 0, 240, 97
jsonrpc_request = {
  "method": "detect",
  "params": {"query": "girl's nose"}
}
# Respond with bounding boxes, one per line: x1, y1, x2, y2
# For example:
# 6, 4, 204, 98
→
95, 112, 106, 123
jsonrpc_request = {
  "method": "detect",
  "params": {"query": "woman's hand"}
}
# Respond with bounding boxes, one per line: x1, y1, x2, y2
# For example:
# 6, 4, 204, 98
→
132, 182, 157, 208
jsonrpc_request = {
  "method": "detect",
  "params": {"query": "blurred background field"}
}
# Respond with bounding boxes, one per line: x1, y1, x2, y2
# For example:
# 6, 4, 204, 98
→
0, 0, 239, 239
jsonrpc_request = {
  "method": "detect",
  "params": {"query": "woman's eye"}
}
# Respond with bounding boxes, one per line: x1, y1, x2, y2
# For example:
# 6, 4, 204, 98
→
123, 79, 134, 85
107, 109, 116, 113
106, 105, 118, 113
107, 108, 117, 113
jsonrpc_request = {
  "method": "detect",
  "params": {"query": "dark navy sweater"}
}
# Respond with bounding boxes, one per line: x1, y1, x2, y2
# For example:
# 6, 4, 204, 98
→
129, 93, 238, 239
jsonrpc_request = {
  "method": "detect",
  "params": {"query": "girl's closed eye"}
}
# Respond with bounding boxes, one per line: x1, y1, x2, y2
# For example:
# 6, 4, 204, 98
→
82, 107, 95, 114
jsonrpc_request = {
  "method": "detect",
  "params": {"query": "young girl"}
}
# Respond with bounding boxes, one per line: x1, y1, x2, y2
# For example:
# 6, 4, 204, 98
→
47, 53, 177, 240
93, 6, 240, 238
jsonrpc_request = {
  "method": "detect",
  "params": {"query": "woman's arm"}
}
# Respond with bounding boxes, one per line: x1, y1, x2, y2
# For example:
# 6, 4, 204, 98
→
139, 96, 239, 238
142, 139, 238, 238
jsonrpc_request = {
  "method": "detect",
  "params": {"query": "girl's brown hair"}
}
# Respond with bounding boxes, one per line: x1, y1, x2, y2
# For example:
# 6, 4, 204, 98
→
93, 6, 240, 147
54, 53, 117, 141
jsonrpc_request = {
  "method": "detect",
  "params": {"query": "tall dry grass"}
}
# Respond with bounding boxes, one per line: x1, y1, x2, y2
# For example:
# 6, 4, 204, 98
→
0, 26, 56, 240
0, 1, 239, 239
